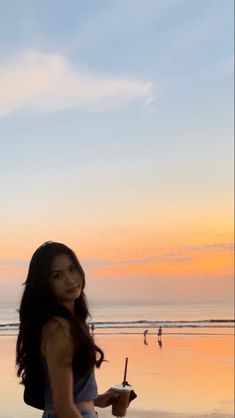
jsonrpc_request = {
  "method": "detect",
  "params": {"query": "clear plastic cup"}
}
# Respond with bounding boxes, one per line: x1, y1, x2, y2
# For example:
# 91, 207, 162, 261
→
111, 384, 132, 417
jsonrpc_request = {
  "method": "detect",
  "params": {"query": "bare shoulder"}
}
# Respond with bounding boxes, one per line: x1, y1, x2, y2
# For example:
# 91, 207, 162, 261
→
42, 316, 71, 339
41, 317, 73, 362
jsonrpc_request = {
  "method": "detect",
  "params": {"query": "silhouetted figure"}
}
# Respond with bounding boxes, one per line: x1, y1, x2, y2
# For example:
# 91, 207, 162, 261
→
143, 329, 148, 345
157, 326, 162, 340
91, 322, 95, 333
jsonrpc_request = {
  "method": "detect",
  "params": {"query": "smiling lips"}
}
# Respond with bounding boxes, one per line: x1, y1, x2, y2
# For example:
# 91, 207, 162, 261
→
66, 285, 79, 293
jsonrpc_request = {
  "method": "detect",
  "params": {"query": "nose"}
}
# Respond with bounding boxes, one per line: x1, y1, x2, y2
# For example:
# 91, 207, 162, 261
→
64, 271, 76, 285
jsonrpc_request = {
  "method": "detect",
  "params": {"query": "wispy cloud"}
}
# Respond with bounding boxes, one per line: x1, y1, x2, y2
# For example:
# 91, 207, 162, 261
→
186, 243, 234, 253
84, 255, 191, 267
0, 259, 27, 269
83, 242, 234, 267
0, 242, 232, 271
0, 50, 153, 116
0, 259, 27, 280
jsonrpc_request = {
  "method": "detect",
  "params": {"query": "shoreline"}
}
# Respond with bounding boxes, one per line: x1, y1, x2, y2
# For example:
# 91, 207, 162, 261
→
0, 328, 234, 336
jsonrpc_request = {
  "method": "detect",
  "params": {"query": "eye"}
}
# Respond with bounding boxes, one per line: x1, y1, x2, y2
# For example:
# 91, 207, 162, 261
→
51, 272, 61, 280
69, 264, 77, 272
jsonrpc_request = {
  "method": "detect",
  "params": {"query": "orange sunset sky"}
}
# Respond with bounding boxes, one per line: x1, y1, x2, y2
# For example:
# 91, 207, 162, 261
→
0, 1, 234, 303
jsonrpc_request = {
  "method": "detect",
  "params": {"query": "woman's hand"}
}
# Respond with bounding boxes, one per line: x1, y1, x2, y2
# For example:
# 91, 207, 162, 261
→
94, 389, 120, 408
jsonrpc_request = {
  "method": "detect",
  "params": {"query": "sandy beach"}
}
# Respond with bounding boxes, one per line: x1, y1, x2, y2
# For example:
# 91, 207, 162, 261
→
0, 333, 233, 418
99, 410, 234, 418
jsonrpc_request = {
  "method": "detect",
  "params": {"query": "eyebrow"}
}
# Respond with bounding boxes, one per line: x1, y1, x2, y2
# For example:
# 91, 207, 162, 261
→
51, 263, 75, 273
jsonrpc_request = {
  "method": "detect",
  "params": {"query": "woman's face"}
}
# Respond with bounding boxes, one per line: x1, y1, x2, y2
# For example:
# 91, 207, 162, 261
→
49, 253, 83, 304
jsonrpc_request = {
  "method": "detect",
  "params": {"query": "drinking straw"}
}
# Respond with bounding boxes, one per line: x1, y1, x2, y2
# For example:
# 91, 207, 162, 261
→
122, 357, 128, 386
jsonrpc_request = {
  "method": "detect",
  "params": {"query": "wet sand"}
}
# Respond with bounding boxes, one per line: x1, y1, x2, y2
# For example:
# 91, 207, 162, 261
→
0, 332, 233, 418
99, 410, 233, 418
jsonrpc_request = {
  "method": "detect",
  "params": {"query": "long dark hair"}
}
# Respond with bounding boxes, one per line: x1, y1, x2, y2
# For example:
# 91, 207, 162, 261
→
16, 241, 104, 384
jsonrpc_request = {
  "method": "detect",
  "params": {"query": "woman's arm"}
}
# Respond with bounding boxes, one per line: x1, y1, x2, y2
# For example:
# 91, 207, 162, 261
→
42, 317, 82, 418
94, 389, 119, 408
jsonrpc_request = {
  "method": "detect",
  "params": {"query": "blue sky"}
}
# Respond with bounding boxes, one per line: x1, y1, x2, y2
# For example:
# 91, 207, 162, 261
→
0, 0, 233, 301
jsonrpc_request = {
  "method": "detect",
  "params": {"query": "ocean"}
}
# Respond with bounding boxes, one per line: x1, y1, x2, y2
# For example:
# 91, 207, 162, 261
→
0, 299, 234, 335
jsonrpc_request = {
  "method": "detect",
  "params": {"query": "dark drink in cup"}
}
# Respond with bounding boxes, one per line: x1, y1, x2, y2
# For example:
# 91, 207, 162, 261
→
111, 384, 132, 417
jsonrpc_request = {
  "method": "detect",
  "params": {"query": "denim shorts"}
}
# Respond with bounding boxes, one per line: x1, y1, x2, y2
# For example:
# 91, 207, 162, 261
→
42, 409, 98, 418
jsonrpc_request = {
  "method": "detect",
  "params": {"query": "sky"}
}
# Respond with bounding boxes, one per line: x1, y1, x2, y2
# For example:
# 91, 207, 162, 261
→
0, 0, 234, 303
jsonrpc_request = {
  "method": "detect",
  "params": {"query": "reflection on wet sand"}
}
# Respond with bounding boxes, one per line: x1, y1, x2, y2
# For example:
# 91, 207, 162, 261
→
95, 333, 234, 416
157, 338, 163, 349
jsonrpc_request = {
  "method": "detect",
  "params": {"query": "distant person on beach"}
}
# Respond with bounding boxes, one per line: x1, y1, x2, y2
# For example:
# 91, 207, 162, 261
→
91, 322, 95, 332
143, 329, 148, 337
143, 329, 148, 345
157, 326, 162, 339
16, 241, 120, 418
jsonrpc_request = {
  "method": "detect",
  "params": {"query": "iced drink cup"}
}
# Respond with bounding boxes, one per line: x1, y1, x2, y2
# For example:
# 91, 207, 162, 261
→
111, 384, 132, 417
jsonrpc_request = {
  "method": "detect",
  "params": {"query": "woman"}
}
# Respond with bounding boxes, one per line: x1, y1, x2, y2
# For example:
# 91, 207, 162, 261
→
16, 241, 118, 418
